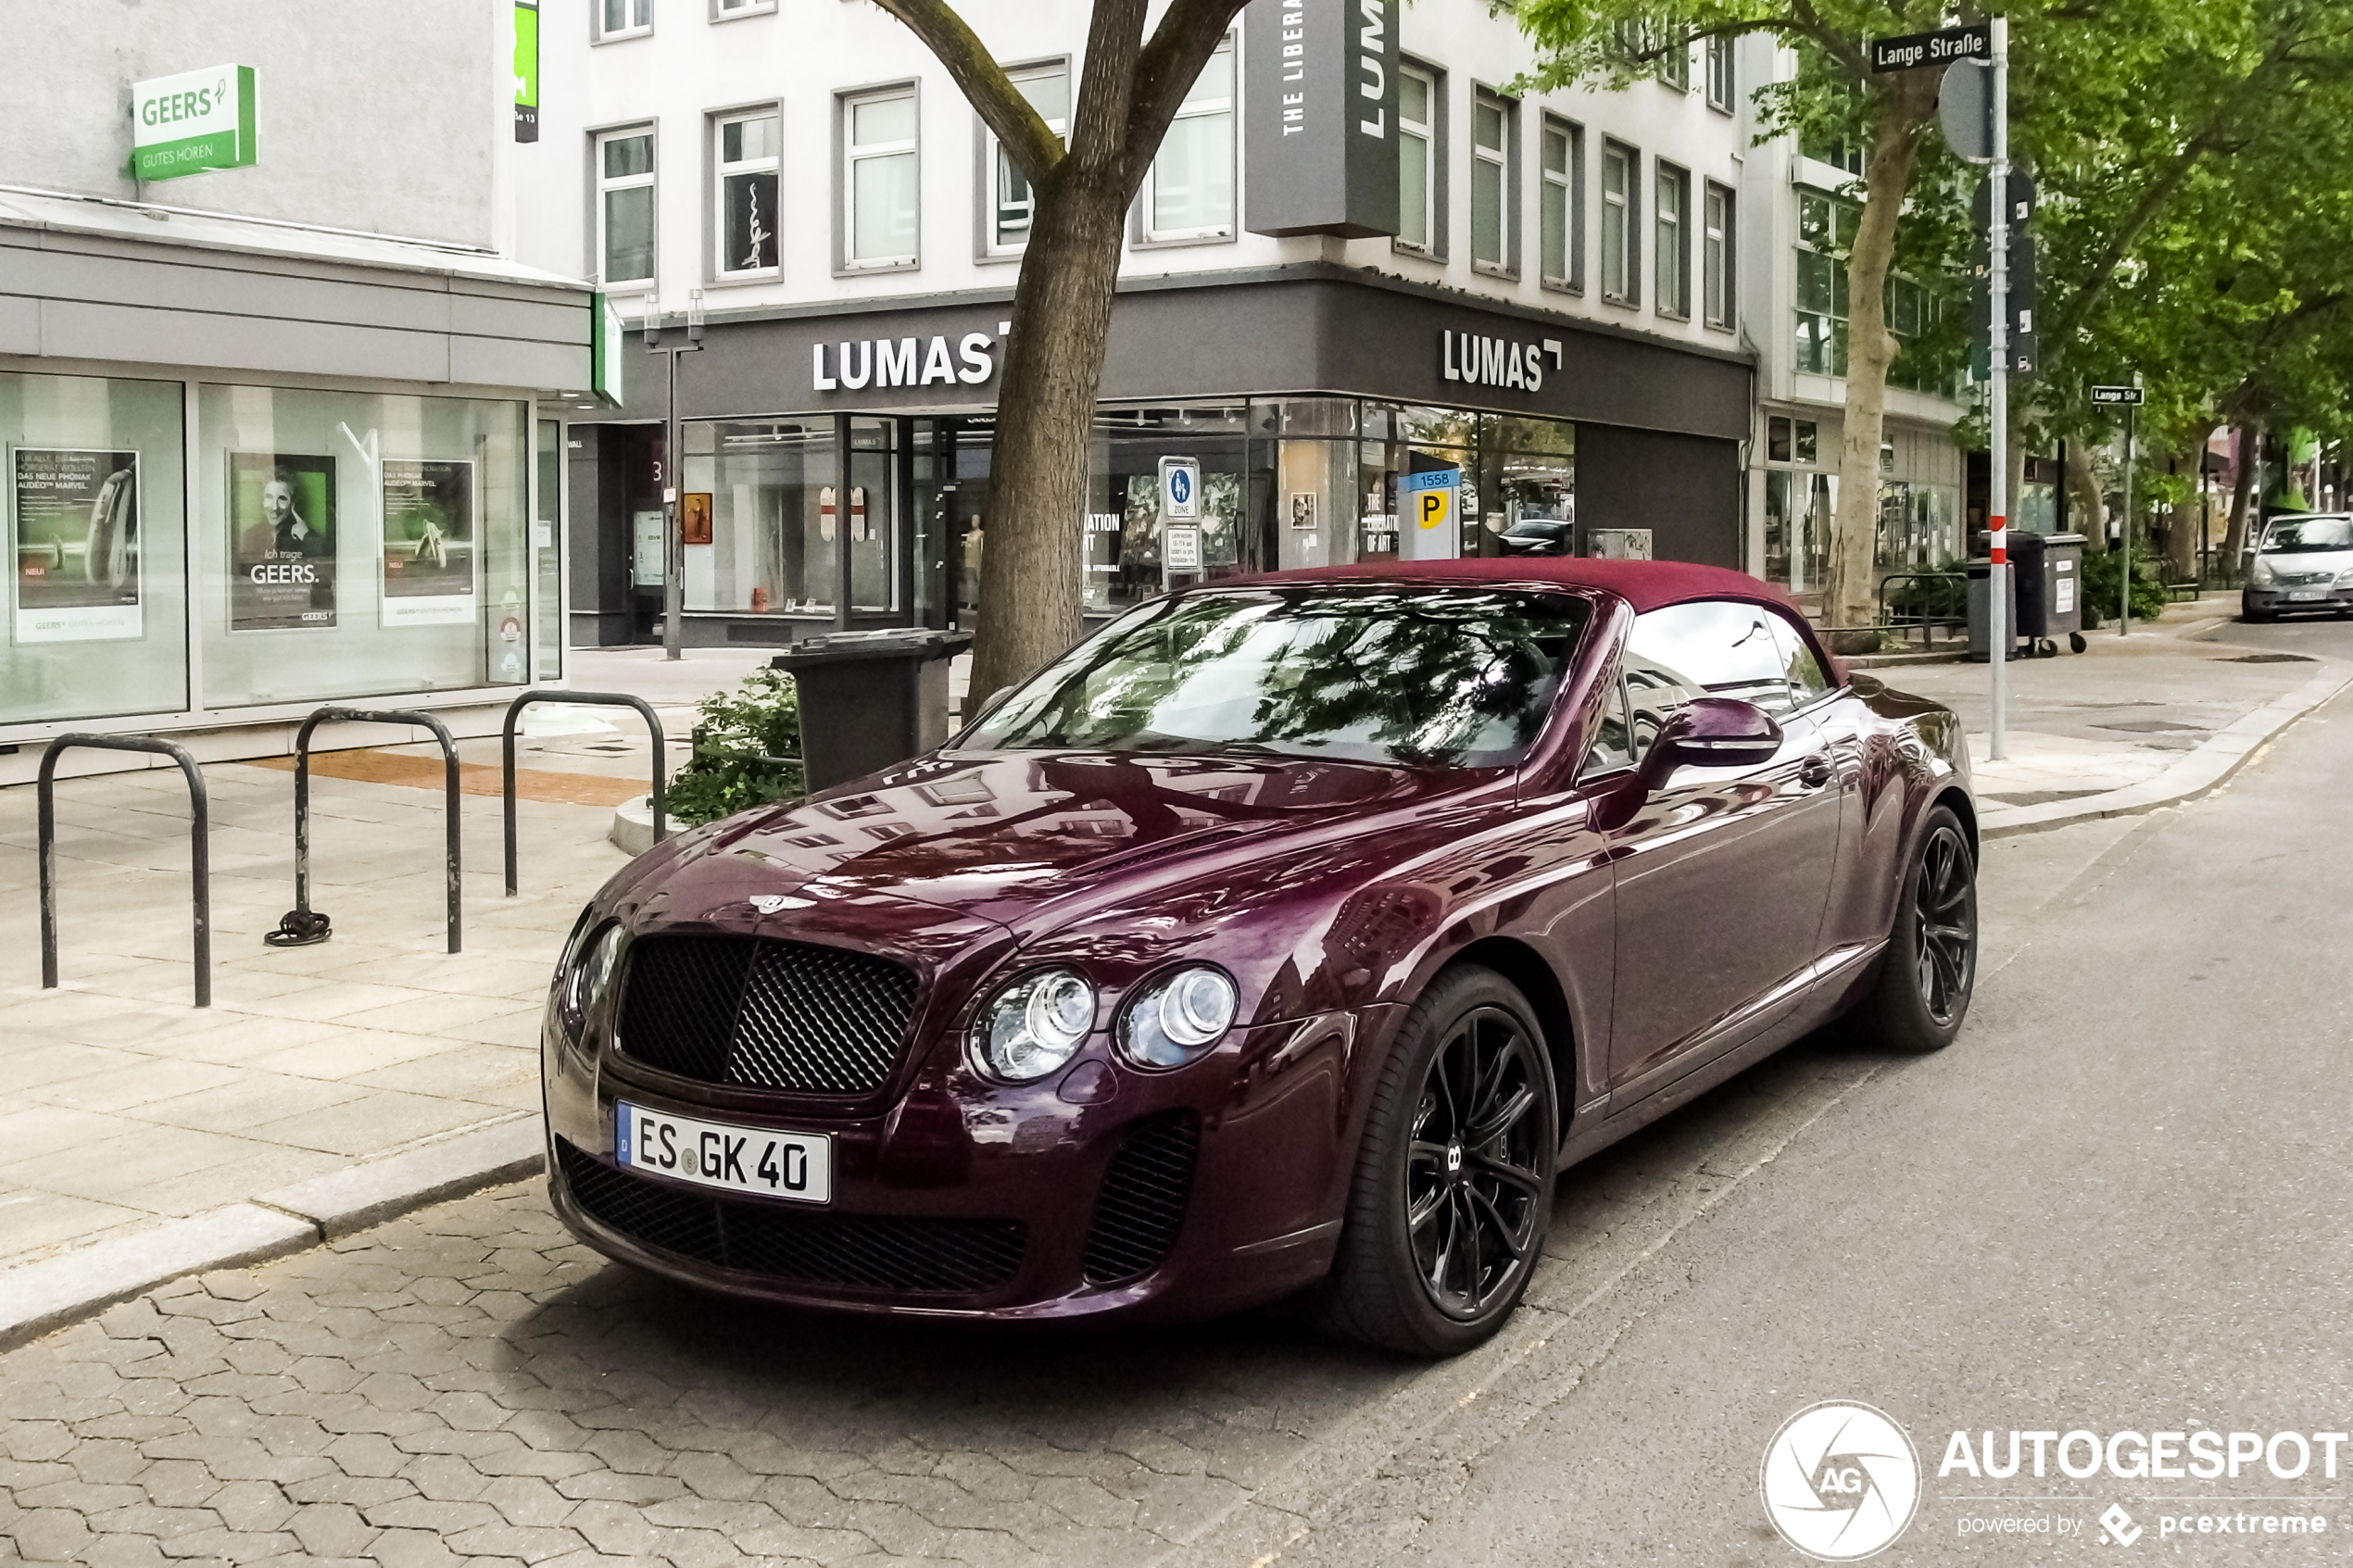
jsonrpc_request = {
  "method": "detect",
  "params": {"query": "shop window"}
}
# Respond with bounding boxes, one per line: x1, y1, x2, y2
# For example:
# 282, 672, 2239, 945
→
194, 384, 530, 708
1703, 181, 1734, 330
843, 87, 919, 270
1144, 38, 1235, 243
1763, 469, 1835, 594
1, 372, 189, 726
690, 421, 837, 617
1706, 33, 1734, 110
1540, 115, 1582, 293
713, 109, 779, 279
1395, 63, 1440, 257
986, 63, 1070, 257
535, 418, 562, 681
597, 0, 651, 41
597, 128, 656, 290
1655, 162, 1691, 320
1479, 413, 1576, 559
1086, 403, 1252, 613
1601, 140, 1638, 306
1470, 89, 1516, 276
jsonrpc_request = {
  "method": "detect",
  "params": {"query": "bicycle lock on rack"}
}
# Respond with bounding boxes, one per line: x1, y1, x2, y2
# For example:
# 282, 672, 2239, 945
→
269, 707, 463, 952
39, 734, 213, 1008
499, 690, 667, 897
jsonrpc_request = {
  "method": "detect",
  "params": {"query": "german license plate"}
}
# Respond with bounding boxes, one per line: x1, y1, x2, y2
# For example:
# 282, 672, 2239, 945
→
615, 1100, 831, 1204
2289, 589, 2326, 602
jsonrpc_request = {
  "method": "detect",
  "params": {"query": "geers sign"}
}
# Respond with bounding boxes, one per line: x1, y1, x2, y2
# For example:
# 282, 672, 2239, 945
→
1243, 0, 1399, 238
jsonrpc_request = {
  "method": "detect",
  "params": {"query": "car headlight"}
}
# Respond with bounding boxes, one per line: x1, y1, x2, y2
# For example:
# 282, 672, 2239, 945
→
1117, 966, 1239, 1070
2334, 568, 2353, 588
2251, 558, 2277, 585
973, 968, 1096, 1083
565, 922, 626, 1024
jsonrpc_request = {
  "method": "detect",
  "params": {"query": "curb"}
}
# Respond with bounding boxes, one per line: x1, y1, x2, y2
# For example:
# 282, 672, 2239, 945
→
0, 1115, 546, 1352
1980, 664, 2353, 839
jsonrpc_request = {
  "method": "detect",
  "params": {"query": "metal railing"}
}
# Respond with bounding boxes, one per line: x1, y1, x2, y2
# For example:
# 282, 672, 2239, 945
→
500, 690, 667, 896
271, 708, 462, 952
39, 734, 211, 1007
1874, 572, 1969, 648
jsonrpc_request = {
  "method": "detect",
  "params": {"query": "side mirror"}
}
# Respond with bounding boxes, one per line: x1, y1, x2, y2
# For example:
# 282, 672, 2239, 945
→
1636, 696, 1783, 790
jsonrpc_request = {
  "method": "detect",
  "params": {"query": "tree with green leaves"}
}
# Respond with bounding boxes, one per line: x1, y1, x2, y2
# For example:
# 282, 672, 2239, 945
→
870, 1, 1248, 698
1516, 1, 1953, 643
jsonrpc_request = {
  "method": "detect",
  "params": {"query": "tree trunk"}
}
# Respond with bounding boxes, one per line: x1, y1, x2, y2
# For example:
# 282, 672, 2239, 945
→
2165, 439, 2203, 585
2221, 420, 2258, 572
2066, 436, 2108, 557
965, 4, 1146, 701
1823, 72, 1938, 646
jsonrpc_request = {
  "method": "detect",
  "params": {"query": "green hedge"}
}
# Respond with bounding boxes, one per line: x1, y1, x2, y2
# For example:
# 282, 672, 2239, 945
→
666, 667, 807, 827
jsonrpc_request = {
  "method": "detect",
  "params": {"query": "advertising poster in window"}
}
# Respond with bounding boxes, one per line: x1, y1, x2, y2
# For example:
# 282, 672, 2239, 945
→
11, 447, 142, 644
230, 452, 337, 631
380, 458, 477, 627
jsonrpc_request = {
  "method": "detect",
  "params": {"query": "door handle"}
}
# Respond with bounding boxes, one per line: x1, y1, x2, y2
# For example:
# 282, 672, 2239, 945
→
1798, 753, 1832, 789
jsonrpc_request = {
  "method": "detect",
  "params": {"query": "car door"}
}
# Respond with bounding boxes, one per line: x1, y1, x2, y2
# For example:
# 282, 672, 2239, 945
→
1604, 599, 1843, 1094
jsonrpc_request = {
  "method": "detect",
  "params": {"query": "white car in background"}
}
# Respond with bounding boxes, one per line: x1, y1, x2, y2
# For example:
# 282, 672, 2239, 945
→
2243, 514, 2353, 621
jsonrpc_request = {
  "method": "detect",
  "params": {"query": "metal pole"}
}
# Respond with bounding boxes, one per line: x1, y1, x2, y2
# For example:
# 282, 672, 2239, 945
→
663, 340, 683, 661
2120, 395, 2135, 637
1987, 17, 2010, 759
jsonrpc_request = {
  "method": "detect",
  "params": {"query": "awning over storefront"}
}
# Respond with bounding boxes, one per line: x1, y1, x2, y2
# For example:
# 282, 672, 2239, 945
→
0, 183, 594, 391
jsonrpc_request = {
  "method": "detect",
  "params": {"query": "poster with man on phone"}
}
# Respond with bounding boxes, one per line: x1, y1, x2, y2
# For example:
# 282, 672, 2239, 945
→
230, 453, 336, 631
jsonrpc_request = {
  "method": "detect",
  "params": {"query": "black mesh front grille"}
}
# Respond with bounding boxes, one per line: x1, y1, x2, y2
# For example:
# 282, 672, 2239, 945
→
558, 1140, 1026, 1295
617, 934, 918, 1094
1081, 1112, 1201, 1286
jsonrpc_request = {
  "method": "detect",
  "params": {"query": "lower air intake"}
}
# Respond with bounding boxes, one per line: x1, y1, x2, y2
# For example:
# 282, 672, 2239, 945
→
1081, 1111, 1200, 1287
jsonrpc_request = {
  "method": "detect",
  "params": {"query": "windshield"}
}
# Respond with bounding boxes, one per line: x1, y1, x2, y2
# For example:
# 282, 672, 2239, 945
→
2260, 516, 2353, 553
963, 585, 1592, 767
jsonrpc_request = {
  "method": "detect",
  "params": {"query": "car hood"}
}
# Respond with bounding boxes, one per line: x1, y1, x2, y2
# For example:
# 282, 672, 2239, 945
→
2256, 547, 2353, 574
641, 747, 1503, 940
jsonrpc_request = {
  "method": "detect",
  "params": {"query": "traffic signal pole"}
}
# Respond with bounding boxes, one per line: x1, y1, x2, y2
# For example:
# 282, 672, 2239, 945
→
1986, 16, 2010, 759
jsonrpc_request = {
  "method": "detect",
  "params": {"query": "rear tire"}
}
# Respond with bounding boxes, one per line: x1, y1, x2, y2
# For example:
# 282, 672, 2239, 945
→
1311, 966, 1557, 1357
1854, 805, 1977, 1053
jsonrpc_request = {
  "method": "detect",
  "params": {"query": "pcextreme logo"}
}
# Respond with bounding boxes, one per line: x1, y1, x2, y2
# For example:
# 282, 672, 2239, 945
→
1761, 1402, 1923, 1561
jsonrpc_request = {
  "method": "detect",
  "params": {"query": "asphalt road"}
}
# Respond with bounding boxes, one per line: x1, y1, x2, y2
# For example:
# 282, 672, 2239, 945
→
3, 618, 2348, 1568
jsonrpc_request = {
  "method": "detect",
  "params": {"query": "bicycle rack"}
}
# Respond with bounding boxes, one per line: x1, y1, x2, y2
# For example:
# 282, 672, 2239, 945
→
500, 690, 667, 897
39, 734, 212, 1008
271, 708, 462, 953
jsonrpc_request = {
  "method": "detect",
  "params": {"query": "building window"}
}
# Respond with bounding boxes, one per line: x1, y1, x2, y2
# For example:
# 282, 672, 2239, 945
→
1145, 36, 1235, 241
1396, 63, 1437, 255
1705, 34, 1734, 109
597, 128, 656, 288
714, 111, 779, 277
987, 64, 1069, 256
711, 0, 773, 16
1541, 115, 1581, 292
1795, 190, 1855, 375
1601, 140, 1638, 306
1655, 164, 1690, 318
1470, 89, 1515, 275
1703, 180, 1733, 329
844, 87, 919, 269
597, 0, 651, 41
1658, 37, 1690, 91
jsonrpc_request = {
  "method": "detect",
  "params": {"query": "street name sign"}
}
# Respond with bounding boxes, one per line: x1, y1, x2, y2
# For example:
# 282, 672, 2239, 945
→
1871, 23, 1989, 73
2092, 385, 2146, 406
130, 64, 257, 180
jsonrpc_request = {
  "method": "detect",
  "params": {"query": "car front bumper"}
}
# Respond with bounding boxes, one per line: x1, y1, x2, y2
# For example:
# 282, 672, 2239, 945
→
2246, 585, 2353, 611
542, 1006, 1387, 1323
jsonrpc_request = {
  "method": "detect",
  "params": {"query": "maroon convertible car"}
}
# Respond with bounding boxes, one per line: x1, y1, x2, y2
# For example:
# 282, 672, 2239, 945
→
543, 559, 1977, 1354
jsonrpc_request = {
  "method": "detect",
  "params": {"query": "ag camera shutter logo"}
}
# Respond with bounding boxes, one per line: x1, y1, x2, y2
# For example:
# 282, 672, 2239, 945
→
1761, 1401, 1921, 1561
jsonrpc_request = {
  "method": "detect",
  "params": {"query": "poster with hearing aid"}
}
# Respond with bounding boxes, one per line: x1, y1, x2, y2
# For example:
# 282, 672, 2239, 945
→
11, 447, 142, 644
380, 458, 477, 627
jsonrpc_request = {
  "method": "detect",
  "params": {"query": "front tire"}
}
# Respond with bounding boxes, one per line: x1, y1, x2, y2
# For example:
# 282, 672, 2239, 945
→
2242, 594, 2274, 623
1313, 966, 1557, 1356
1856, 805, 1978, 1052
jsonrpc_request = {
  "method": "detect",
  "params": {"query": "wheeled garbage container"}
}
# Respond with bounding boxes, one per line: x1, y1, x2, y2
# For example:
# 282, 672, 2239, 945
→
1967, 557, 2020, 661
771, 628, 973, 792
2040, 533, 2086, 645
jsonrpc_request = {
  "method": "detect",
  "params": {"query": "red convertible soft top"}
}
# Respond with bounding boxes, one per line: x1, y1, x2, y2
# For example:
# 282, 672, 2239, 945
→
1236, 556, 1800, 616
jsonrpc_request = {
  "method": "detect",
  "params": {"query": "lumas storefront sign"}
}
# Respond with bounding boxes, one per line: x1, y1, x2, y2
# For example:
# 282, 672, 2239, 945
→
131, 64, 257, 181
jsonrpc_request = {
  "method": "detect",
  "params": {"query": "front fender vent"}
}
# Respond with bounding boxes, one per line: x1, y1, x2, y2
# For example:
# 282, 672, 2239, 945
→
1081, 1112, 1201, 1287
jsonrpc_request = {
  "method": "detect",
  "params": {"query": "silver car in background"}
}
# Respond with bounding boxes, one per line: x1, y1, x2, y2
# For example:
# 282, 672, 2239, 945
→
2243, 514, 2353, 621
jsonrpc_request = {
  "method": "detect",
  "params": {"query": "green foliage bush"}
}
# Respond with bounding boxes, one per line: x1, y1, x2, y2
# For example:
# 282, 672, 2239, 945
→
665, 667, 807, 827
2081, 549, 2169, 623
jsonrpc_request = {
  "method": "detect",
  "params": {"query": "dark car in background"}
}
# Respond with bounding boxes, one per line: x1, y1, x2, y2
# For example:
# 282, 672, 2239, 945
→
542, 559, 1978, 1355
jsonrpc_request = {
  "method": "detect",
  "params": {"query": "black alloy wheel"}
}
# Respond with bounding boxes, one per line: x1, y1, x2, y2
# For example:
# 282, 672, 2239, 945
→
1856, 804, 1978, 1052
1314, 966, 1557, 1356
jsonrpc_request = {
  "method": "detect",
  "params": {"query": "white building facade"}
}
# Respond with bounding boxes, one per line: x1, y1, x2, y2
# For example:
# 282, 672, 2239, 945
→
522, 0, 1783, 647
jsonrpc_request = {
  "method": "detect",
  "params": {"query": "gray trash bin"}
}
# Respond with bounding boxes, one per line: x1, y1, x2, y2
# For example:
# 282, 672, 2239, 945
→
1967, 558, 2020, 662
771, 628, 973, 792
2041, 533, 2086, 641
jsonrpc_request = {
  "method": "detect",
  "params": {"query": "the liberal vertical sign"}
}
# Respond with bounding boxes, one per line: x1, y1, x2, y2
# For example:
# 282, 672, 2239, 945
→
1243, 0, 1400, 238
514, 0, 540, 143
